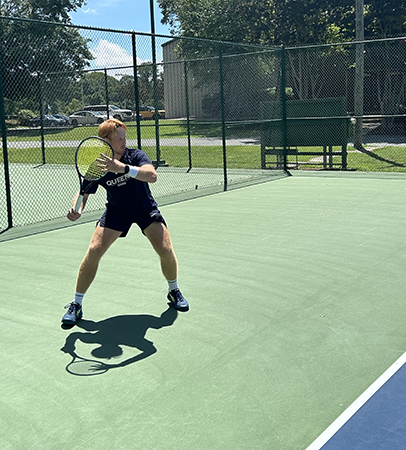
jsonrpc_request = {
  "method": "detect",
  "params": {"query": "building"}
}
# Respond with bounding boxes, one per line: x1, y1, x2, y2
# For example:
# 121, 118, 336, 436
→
162, 39, 218, 119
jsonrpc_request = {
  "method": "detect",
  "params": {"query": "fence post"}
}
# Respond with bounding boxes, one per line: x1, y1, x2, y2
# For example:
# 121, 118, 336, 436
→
280, 46, 288, 172
37, 73, 46, 165
132, 32, 142, 150
0, 56, 13, 229
104, 69, 110, 119
149, 4, 161, 166
184, 61, 192, 172
218, 44, 227, 188
354, 0, 364, 150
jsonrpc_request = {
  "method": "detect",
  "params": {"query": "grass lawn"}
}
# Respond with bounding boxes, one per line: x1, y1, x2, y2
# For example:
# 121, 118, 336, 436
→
346, 146, 406, 172
6, 120, 261, 142
271, 146, 406, 172
6, 121, 189, 142
2, 145, 264, 169
145, 145, 262, 169
3, 123, 406, 172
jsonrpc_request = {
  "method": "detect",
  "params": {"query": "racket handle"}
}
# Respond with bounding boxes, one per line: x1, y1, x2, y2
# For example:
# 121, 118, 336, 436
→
74, 194, 84, 212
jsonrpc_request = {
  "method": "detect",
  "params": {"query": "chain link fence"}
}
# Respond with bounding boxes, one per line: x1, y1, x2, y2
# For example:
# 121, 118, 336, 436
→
1, 16, 406, 234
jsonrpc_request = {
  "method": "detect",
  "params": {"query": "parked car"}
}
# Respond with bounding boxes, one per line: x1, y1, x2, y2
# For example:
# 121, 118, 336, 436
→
29, 114, 65, 127
83, 104, 133, 122
53, 114, 70, 126
132, 113, 144, 121
69, 111, 107, 126
138, 105, 165, 120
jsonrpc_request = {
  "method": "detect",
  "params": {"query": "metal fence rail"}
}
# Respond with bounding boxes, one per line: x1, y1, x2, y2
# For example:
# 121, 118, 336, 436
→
1, 16, 406, 234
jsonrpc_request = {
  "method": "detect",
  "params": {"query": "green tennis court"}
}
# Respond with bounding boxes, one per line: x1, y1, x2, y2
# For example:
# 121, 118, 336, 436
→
2, 172, 406, 449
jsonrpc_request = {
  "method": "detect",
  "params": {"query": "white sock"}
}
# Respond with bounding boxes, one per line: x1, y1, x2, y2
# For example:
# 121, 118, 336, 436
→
74, 292, 84, 305
167, 279, 178, 292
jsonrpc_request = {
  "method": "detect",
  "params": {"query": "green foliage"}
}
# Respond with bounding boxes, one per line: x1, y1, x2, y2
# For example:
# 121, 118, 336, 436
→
0, 0, 87, 23
17, 109, 36, 126
66, 98, 82, 114
4, 97, 38, 116
64, 69, 164, 112
0, 0, 93, 117
158, 0, 352, 46
158, 0, 406, 45
365, 0, 406, 38
157, 0, 406, 109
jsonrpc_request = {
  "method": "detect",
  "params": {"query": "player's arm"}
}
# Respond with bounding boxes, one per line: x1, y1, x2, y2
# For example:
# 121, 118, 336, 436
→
67, 191, 90, 221
132, 163, 157, 183
97, 155, 157, 183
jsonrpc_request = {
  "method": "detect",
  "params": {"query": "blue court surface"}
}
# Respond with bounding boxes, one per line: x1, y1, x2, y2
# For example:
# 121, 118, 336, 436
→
307, 353, 406, 450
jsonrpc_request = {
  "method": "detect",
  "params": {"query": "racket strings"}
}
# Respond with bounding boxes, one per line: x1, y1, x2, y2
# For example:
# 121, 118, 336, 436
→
67, 358, 108, 376
76, 139, 113, 180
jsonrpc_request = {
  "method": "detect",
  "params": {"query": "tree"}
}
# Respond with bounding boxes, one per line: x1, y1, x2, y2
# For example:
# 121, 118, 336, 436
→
159, 0, 406, 45
0, 0, 93, 115
0, 0, 87, 22
62, 68, 165, 115
365, 0, 406, 38
158, 0, 406, 113
362, 1, 406, 123
158, 0, 354, 111
158, 0, 353, 46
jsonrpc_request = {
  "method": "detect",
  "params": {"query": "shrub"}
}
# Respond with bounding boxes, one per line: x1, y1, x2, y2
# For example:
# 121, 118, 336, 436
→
18, 109, 36, 126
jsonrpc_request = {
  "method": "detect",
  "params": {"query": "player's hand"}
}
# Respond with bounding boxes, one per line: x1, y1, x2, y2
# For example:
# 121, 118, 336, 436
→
60, 345, 75, 354
67, 207, 81, 222
90, 362, 116, 372
96, 153, 125, 174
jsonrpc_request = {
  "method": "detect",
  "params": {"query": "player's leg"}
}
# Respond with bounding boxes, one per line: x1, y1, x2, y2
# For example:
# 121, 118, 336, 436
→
144, 221, 189, 311
144, 220, 177, 280
76, 224, 122, 293
62, 225, 121, 324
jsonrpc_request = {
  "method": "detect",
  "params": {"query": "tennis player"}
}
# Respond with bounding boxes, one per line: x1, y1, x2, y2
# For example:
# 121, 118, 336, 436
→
62, 118, 189, 325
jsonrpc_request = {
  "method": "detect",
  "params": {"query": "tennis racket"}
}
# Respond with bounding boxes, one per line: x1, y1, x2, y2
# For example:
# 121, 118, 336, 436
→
74, 136, 114, 212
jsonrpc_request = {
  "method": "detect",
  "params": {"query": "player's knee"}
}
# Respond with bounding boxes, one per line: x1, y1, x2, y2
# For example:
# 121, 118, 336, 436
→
86, 242, 107, 260
157, 243, 174, 259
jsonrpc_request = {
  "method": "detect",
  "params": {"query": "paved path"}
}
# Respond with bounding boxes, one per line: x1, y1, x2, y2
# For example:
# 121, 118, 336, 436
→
5, 137, 261, 149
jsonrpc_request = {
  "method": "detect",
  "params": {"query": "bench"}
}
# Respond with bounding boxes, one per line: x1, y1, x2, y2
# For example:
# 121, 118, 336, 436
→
260, 98, 350, 170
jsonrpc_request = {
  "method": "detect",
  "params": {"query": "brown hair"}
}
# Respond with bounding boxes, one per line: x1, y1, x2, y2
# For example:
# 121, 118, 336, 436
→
98, 118, 127, 139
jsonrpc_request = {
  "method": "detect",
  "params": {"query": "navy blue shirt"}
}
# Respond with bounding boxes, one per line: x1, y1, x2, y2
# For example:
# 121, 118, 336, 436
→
85, 147, 158, 219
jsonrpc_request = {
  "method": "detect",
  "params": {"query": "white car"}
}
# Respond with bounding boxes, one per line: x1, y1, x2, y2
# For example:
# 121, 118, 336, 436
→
83, 105, 133, 121
69, 111, 107, 126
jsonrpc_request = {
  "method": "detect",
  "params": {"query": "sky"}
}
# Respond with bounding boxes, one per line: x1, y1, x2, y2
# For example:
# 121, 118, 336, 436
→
68, 0, 175, 73
69, 0, 172, 36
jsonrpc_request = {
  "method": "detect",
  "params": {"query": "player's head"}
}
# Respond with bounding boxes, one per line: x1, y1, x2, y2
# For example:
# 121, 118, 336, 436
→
91, 344, 123, 359
98, 118, 127, 140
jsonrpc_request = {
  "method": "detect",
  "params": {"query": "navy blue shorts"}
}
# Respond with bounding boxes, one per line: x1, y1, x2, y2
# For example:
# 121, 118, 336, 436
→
98, 207, 167, 237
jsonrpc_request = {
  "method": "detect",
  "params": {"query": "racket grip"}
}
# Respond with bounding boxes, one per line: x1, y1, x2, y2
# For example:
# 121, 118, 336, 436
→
74, 194, 84, 212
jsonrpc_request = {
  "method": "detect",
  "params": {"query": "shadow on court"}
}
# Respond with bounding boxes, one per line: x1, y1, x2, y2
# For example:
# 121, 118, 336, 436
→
61, 305, 178, 376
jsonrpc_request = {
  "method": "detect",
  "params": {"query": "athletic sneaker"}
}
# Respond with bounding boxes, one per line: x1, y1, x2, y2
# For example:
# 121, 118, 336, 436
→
167, 289, 189, 311
62, 302, 83, 324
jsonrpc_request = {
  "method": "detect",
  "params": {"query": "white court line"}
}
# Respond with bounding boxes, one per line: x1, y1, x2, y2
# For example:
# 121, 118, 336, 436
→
306, 351, 406, 450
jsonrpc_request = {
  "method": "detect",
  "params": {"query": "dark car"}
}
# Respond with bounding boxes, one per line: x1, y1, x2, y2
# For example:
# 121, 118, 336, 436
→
29, 114, 64, 128
53, 114, 70, 126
